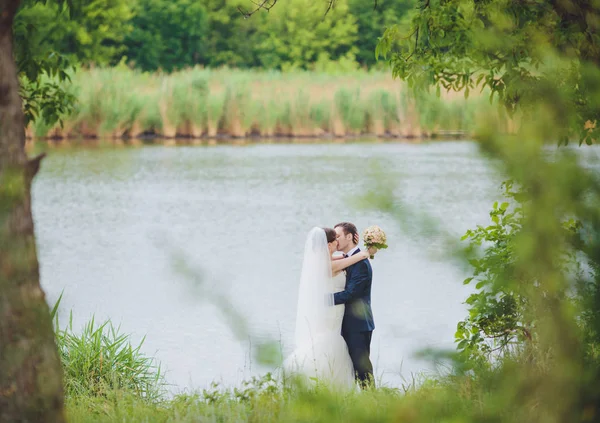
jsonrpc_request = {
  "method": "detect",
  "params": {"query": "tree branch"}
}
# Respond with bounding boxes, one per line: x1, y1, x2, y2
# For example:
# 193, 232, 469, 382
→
238, 0, 382, 17
405, 26, 419, 61
324, 0, 335, 16
490, 339, 511, 353
237, 0, 278, 18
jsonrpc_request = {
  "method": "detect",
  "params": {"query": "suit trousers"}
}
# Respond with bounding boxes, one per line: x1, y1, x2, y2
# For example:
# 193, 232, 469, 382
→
342, 330, 374, 388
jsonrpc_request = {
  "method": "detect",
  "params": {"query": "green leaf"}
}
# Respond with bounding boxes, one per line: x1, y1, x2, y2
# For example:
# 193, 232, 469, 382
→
50, 291, 64, 321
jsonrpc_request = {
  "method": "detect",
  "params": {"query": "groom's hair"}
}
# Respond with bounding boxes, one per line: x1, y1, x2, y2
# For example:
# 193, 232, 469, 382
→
334, 222, 358, 244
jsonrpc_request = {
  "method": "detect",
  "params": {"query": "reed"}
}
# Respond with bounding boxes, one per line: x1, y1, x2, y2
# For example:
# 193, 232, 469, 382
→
30, 67, 492, 141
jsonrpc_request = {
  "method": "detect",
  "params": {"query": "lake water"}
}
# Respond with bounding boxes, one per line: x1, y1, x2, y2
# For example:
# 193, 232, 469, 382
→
33, 139, 509, 392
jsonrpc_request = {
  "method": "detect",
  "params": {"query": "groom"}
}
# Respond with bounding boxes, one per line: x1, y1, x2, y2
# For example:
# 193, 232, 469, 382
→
332, 222, 375, 389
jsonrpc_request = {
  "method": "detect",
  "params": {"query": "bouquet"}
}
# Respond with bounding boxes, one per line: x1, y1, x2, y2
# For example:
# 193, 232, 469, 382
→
362, 225, 388, 259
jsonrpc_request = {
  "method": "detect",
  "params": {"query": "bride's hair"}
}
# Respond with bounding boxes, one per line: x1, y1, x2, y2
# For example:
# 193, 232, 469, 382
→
322, 227, 337, 243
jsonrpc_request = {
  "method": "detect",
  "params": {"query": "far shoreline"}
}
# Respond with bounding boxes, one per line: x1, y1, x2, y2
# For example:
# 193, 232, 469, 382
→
26, 130, 470, 148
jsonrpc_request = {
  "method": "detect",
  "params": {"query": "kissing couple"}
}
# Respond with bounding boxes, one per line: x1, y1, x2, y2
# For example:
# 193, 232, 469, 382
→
283, 222, 379, 391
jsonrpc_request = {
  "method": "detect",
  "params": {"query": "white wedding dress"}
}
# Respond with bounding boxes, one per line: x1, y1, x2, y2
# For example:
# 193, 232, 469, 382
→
283, 228, 355, 390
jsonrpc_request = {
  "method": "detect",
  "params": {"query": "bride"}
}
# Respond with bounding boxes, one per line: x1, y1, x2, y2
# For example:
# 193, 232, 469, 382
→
283, 227, 376, 390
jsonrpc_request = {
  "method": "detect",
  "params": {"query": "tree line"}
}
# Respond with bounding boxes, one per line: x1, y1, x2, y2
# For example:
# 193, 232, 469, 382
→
15, 0, 415, 73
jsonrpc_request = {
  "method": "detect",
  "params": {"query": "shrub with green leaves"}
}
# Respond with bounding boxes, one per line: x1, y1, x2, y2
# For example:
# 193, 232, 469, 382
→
456, 180, 585, 367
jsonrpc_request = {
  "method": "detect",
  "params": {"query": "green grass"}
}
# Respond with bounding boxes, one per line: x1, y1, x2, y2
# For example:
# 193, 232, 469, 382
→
52, 295, 165, 402
56, 316, 165, 401
64, 360, 567, 423
54, 304, 580, 423
29, 67, 494, 141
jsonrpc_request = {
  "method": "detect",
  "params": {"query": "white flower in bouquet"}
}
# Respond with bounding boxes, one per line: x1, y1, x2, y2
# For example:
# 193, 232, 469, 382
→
362, 225, 388, 259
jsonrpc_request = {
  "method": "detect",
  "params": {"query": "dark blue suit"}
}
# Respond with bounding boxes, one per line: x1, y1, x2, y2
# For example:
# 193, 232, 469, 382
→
333, 248, 374, 387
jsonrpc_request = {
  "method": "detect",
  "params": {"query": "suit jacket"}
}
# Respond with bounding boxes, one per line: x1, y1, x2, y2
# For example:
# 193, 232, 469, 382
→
333, 248, 375, 333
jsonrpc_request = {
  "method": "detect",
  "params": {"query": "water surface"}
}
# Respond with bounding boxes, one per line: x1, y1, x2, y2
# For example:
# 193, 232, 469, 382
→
34, 139, 510, 391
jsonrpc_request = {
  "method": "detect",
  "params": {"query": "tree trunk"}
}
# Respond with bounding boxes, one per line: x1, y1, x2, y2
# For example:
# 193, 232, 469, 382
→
0, 1, 66, 422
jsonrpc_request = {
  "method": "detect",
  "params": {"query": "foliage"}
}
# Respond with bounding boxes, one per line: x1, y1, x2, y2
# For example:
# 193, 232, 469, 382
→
13, 0, 79, 127
13, 0, 419, 74
123, 0, 208, 72
456, 182, 527, 365
368, 1, 600, 420
377, 0, 600, 145
359, 111, 600, 420
201, 0, 265, 68
16, 0, 133, 66
456, 180, 585, 366
348, 0, 415, 67
16, 59, 75, 128
14, 0, 134, 127
251, 0, 358, 71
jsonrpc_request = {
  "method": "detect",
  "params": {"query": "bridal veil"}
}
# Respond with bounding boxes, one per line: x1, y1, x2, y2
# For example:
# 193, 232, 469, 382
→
294, 227, 335, 349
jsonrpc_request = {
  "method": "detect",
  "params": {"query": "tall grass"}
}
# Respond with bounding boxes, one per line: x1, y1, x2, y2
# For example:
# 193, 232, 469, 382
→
56, 316, 165, 401
30, 67, 494, 141
52, 296, 165, 402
